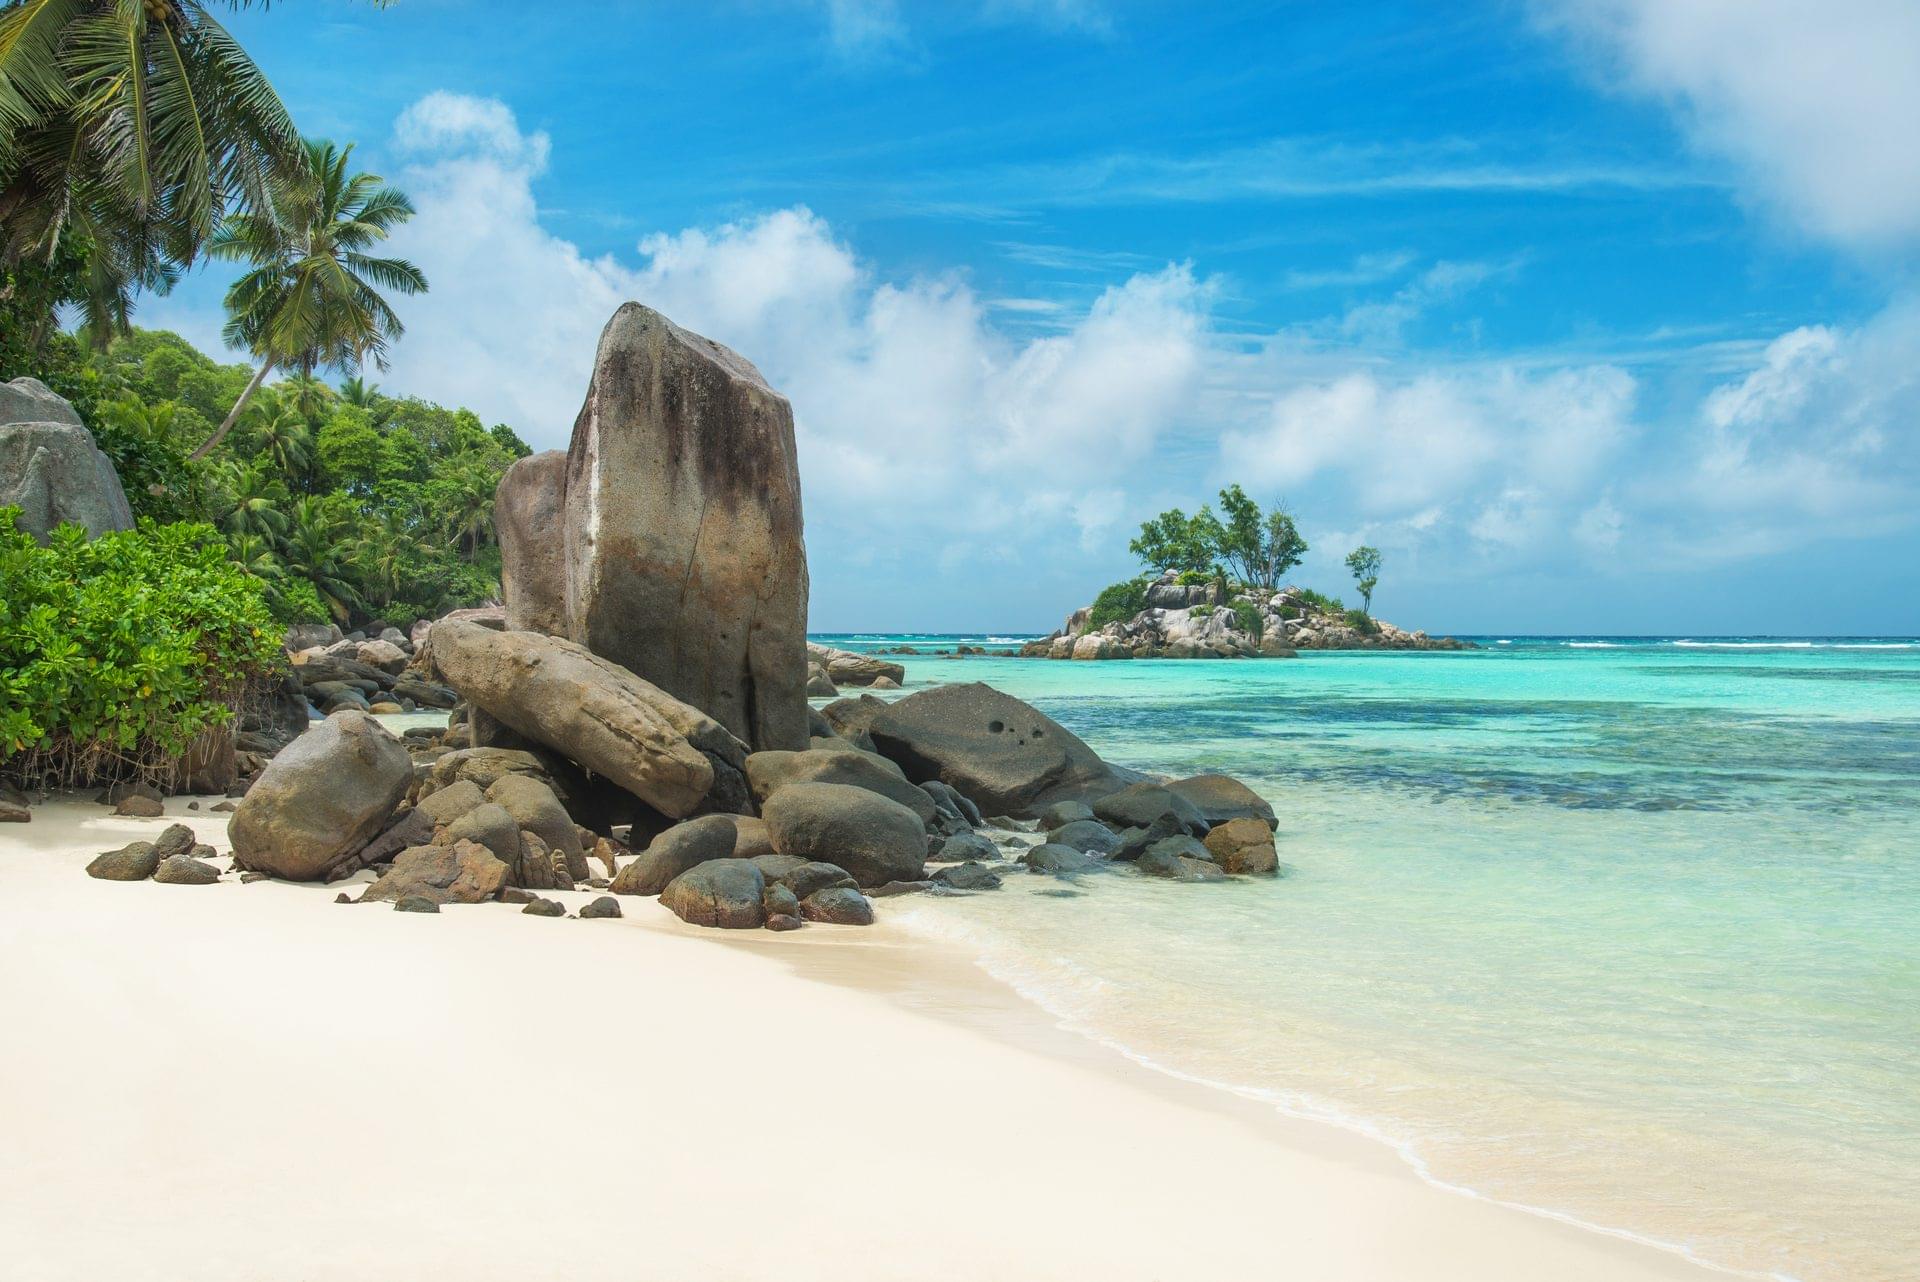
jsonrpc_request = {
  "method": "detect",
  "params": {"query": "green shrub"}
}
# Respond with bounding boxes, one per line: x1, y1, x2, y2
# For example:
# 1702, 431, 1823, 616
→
1278, 603, 1300, 620
1294, 587, 1345, 614
1231, 602, 1263, 638
1190, 604, 1215, 617
1343, 608, 1379, 635
1087, 578, 1149, 628
0, 511, 282, 789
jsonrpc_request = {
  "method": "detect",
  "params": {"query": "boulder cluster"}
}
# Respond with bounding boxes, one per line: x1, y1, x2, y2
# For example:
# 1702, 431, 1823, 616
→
1023, 569, 1470, 659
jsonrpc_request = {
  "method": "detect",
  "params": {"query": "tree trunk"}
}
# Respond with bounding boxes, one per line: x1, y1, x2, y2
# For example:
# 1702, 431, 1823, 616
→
192, 358, 274, 461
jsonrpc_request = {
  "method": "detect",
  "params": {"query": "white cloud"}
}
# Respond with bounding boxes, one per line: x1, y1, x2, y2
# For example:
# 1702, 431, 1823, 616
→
1539, 0, 1920, 249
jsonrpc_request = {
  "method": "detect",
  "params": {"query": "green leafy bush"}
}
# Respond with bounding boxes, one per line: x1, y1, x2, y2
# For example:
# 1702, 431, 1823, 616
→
1190, 604, 1216, 617
1294, 587, 1345, 614
1278, 603, 1300, 620
1343, 608, 1380, 635
0, 512, 282, 788
1087, 578, 1149, 628
1231, 602, 1263, 637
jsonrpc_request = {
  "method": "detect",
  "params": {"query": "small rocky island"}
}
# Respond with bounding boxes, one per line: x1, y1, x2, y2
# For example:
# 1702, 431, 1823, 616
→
1024, 569, 1471, 659
48, 303, 1282, 930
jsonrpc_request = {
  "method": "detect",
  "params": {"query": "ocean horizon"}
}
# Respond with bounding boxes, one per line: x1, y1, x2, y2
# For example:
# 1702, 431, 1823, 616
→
810, 636, 1920, 1282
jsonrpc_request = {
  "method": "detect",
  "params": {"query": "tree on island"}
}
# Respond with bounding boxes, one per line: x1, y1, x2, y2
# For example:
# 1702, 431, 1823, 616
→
193, 138, 426, 458
1345, 545, 1382, 615
1129, 486, 1307, 588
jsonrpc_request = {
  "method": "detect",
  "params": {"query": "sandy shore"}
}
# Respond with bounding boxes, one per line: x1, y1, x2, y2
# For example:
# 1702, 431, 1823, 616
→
1, 797, 1723, 1282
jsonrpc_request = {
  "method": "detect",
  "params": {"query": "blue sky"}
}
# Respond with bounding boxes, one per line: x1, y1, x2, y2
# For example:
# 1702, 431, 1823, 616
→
149, 1, 1920, 634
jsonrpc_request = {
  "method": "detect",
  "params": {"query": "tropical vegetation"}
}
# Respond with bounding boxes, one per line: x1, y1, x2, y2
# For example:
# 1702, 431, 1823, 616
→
0, 510, 281, 789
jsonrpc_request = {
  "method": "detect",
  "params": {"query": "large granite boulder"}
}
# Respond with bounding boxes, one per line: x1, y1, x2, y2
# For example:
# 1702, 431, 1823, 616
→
1092, 782, 1208, 835
1202, 817, 1280, 875
563, 303, 808, 754
495, 450, 569, 636
428, 620, 746, 820
0, 377, 134, 542
866, 683, 1130, 819
744, 745, 936, 825
760, 781, 926, 888
229, 711, 411, 880
484, 774, 587, 881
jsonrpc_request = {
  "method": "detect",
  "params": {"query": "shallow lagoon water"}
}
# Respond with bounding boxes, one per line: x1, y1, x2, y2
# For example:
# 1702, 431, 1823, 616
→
827, 637, 1920, 1282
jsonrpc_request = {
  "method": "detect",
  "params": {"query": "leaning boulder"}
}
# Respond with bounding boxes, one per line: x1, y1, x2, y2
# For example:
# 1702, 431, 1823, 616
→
429, 620, 746, 820
867, 683, 1130, 818
0, 377, 134, 542
563, 303, 809, 754
659, 858, 767, 929
229, 711, 411, 881
760, 781, 926, 888
495, 450, 570, 636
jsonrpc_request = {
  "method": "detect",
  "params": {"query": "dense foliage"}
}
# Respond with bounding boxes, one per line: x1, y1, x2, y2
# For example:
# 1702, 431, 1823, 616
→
2, 324, 531, 629
1087, 578, 1149, 628
1129, 486, 1307, 590
0, 510, 281, 788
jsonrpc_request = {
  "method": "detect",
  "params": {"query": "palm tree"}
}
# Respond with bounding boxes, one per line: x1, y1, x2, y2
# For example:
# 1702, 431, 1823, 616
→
192, 137, 425, 459
282, 370, 335, 424
338, 374, 379, 406
0, 0, 306, 337
353, 507, 426, 610
282, 494, 359, 623
446, 459, 497, 557
220, 460, 286, 542
246, 391, 312, 480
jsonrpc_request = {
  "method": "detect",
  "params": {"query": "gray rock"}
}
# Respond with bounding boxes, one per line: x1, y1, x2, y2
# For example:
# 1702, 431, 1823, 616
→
495, 450, 571, 636
763, 882, 801, 920
442, 802, 520, 868
0, 378, 134, 541
578, 895, 623, 919
1092, 783, 1208, 836
113, 794, 164, 818
1145, 834, 1216, 864
485, 774, 587, 881
1137, 846, 1229, 882
806, 644, 904, 688
1018, 843, 1100, 876
760, 781, 927, 888
1114, 813, 1187, 861
86, 841, 158, 881
932, 861, 1002, 891
867, 683, 1131, 818
727, 815, 776, 860
800, 886, 875, 925
750, 853, 809, 884
922, 780, 982, 827
362, 840, 510, 905
779, 861, 857, 900
394, 896, 441, 913
819, 693, 888, 750
659, 858, 766, 929
745, 745, 935, 824
1168, 774, 1277, 830
765, 913, 804, 932
522, 897, 566, 917
934, 832, 998, 863
868, 880, 932, 897
153, 854, 220, 885
229, 710, 412, 881
609, 813, 738, 896
1037, 800, 1095, 830
563, 304, 809, 753
151, 822, 197, 860
805, 664, 839, 698
429, 620, 747, 820
356, 807, 437, 866
1045, 819, 1121, 856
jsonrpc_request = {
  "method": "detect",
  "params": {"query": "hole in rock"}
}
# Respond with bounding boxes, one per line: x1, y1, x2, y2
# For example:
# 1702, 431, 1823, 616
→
987, 720, 1005, 733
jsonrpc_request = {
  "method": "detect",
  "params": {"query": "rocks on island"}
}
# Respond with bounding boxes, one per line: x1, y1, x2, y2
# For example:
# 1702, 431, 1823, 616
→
1021, 568, 1470, 658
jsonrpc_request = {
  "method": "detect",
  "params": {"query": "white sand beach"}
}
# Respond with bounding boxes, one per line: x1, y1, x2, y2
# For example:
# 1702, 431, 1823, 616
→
1, 797, 1725, 1282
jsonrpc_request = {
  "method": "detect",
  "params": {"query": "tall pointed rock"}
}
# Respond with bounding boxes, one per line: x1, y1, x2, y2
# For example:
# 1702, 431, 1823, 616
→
563, 304, 809, 753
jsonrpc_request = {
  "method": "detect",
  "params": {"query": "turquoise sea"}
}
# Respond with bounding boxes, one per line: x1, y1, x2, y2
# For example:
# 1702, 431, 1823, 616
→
814, 635, 1920, 1282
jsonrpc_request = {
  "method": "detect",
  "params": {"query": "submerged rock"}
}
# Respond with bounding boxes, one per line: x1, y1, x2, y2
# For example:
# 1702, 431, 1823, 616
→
1202, 817, 1280, 875
1018, 843, 1100, 876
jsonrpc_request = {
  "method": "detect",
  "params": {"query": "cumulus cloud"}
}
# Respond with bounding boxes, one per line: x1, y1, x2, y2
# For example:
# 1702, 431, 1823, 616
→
1538, 0, 1920, 250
